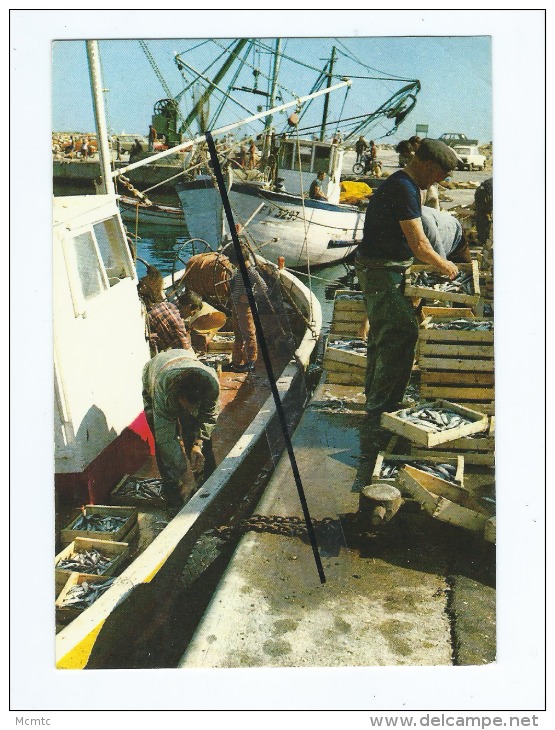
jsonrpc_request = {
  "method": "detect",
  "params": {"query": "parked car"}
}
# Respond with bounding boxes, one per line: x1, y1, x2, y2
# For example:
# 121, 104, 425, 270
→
439, 132, 479, 147
452, 145, 487, 171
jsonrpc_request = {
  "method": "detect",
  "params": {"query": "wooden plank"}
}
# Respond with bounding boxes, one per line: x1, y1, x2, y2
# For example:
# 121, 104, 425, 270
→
419, 327, 494, 344
323, 347, 366, 369
418, 356, 495, 372
410, 446, 495, 467
421, 370, 494, 386
329, 322, 368, 337
207, 332, 235, 352
419, 342, 494, 358
380, 399, 488, 448
421, 306, 475, 319
325, 371, 366, 385
420, 385, 494, 401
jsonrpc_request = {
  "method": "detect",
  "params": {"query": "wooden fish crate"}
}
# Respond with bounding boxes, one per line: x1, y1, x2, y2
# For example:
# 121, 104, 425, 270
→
60, 505, 138, 546
404, 261, 480, 307
372, 452, 464, 489
323, 335, 366, 385
397, 465, 491, 532
207, 332, 235, 353
410, 417, 495, 466
110, 474, 166, 507
381, 399, 488, 448
55, 537, 130, 594
56, 572, 117, 625
330, 290, 368, 338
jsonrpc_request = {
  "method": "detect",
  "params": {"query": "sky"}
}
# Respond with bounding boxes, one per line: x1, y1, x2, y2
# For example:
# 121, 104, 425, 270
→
51, 35, 492, 146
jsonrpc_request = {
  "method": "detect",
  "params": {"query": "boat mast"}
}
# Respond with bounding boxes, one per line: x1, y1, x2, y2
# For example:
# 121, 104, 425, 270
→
262, 38, 282, 159
86, 40, 114, 196
181, 38, 249, 133
319, 45, 336, 142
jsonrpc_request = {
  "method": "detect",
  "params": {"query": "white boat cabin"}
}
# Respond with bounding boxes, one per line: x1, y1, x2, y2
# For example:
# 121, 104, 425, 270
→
278, 138, 344, 203
53, 195, 150, 475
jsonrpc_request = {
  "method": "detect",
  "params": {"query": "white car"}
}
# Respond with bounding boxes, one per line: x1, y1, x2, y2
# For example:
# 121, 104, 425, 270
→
452, 145, 487, 171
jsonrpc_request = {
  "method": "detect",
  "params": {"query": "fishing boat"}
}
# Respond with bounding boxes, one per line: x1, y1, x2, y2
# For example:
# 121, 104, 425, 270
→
54, 41, 323, 669
118, 194, 185, 228
168, 38, 420, 268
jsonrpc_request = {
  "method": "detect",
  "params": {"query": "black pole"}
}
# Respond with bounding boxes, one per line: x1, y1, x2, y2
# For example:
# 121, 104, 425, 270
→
205, 131, 326, 585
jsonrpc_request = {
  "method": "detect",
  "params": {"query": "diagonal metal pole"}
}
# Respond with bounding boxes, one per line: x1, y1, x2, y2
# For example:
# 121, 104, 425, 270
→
205, 131, 326, 584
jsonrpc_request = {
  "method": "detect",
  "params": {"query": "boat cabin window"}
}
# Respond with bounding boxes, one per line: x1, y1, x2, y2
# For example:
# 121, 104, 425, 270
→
72, 231, 108, 299
93, 217, 132, 284
279, 139, 332, 174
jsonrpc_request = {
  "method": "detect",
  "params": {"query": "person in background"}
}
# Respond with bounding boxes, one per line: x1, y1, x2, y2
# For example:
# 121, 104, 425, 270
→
355, 136, 368, 163
130, 138, 143, 160
148, 124, 158, 152
355, 138, 460, 453
138, 266, 193, 355
248, 139, 258, 169
142, 349, 220, 504
309, 171, 328, 201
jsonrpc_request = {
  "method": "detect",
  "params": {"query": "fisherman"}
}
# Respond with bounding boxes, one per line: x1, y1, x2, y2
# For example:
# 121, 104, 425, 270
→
138, 265, 193, 355
420, 206, 471, 263
309, 171, 328, 201
227, 234, 268, 373
148, 124, 158, 152
355, 136, 368, 163
355, 138, 460, 452
248, 139, 258, 169
142, 349, 220, 504
129, 138, 143, 160
474, 177, 493, 246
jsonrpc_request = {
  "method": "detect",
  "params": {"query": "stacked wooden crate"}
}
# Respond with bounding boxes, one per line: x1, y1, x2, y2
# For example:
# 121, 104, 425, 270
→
476, 271, 494, 317
417, 311, 494, 415
329, 290, 368, 338
324, 290, 368, 385
323, 336, 366, 385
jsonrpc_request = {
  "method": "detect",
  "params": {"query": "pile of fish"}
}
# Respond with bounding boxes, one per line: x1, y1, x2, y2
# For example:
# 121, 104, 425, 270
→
396, 404, 472, 432
199, 353, 231, 370
59, 578, 115, 610
427, 318, 493, 331
56, 547, 114, 575
211, 334, 235, 344
335, 292, 364, 302
380, 460, 458, 483
328, 338, 367, 354
115, 477, 164, 501
70, 512, 128, 533
413, 270, 474, 295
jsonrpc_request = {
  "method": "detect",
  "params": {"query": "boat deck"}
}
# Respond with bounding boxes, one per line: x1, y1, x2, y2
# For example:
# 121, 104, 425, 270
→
177, 382, 495, 668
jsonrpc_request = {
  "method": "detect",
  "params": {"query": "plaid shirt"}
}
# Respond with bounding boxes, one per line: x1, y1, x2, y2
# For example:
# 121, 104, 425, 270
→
147, 300, 191, 352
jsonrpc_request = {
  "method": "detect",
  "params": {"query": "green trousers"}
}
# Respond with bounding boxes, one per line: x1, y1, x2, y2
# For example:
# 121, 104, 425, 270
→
355, 265, 419, 425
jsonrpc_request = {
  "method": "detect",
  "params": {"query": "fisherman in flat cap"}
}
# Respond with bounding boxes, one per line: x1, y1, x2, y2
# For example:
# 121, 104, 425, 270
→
355, 138, 460, 454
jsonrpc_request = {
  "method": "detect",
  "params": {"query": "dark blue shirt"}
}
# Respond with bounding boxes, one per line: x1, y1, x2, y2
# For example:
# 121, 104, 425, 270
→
359, 170, 421, 260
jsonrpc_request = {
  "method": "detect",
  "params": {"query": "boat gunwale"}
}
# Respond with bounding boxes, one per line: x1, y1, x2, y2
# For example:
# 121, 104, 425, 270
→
55, 264, 322, 669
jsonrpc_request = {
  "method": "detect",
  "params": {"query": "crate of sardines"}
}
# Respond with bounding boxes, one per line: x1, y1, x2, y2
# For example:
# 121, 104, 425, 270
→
207, 332, 235, 353
60, 505, 138, 546
110, 475, 167, 507
56, 573, 117, 624
372, 453, 464, 489
381, 399, 488, 448
404, 261, 480, 306
55, 537, 130, 595
323, 335, 367, 386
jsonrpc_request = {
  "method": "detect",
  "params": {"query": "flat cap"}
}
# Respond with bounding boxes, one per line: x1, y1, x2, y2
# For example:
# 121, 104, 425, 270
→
416, 138, 459, 172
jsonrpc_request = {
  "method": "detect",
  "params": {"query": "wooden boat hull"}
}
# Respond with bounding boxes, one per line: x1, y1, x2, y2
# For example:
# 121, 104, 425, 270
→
118, 196, 186, 228
55, 266, 321, 669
